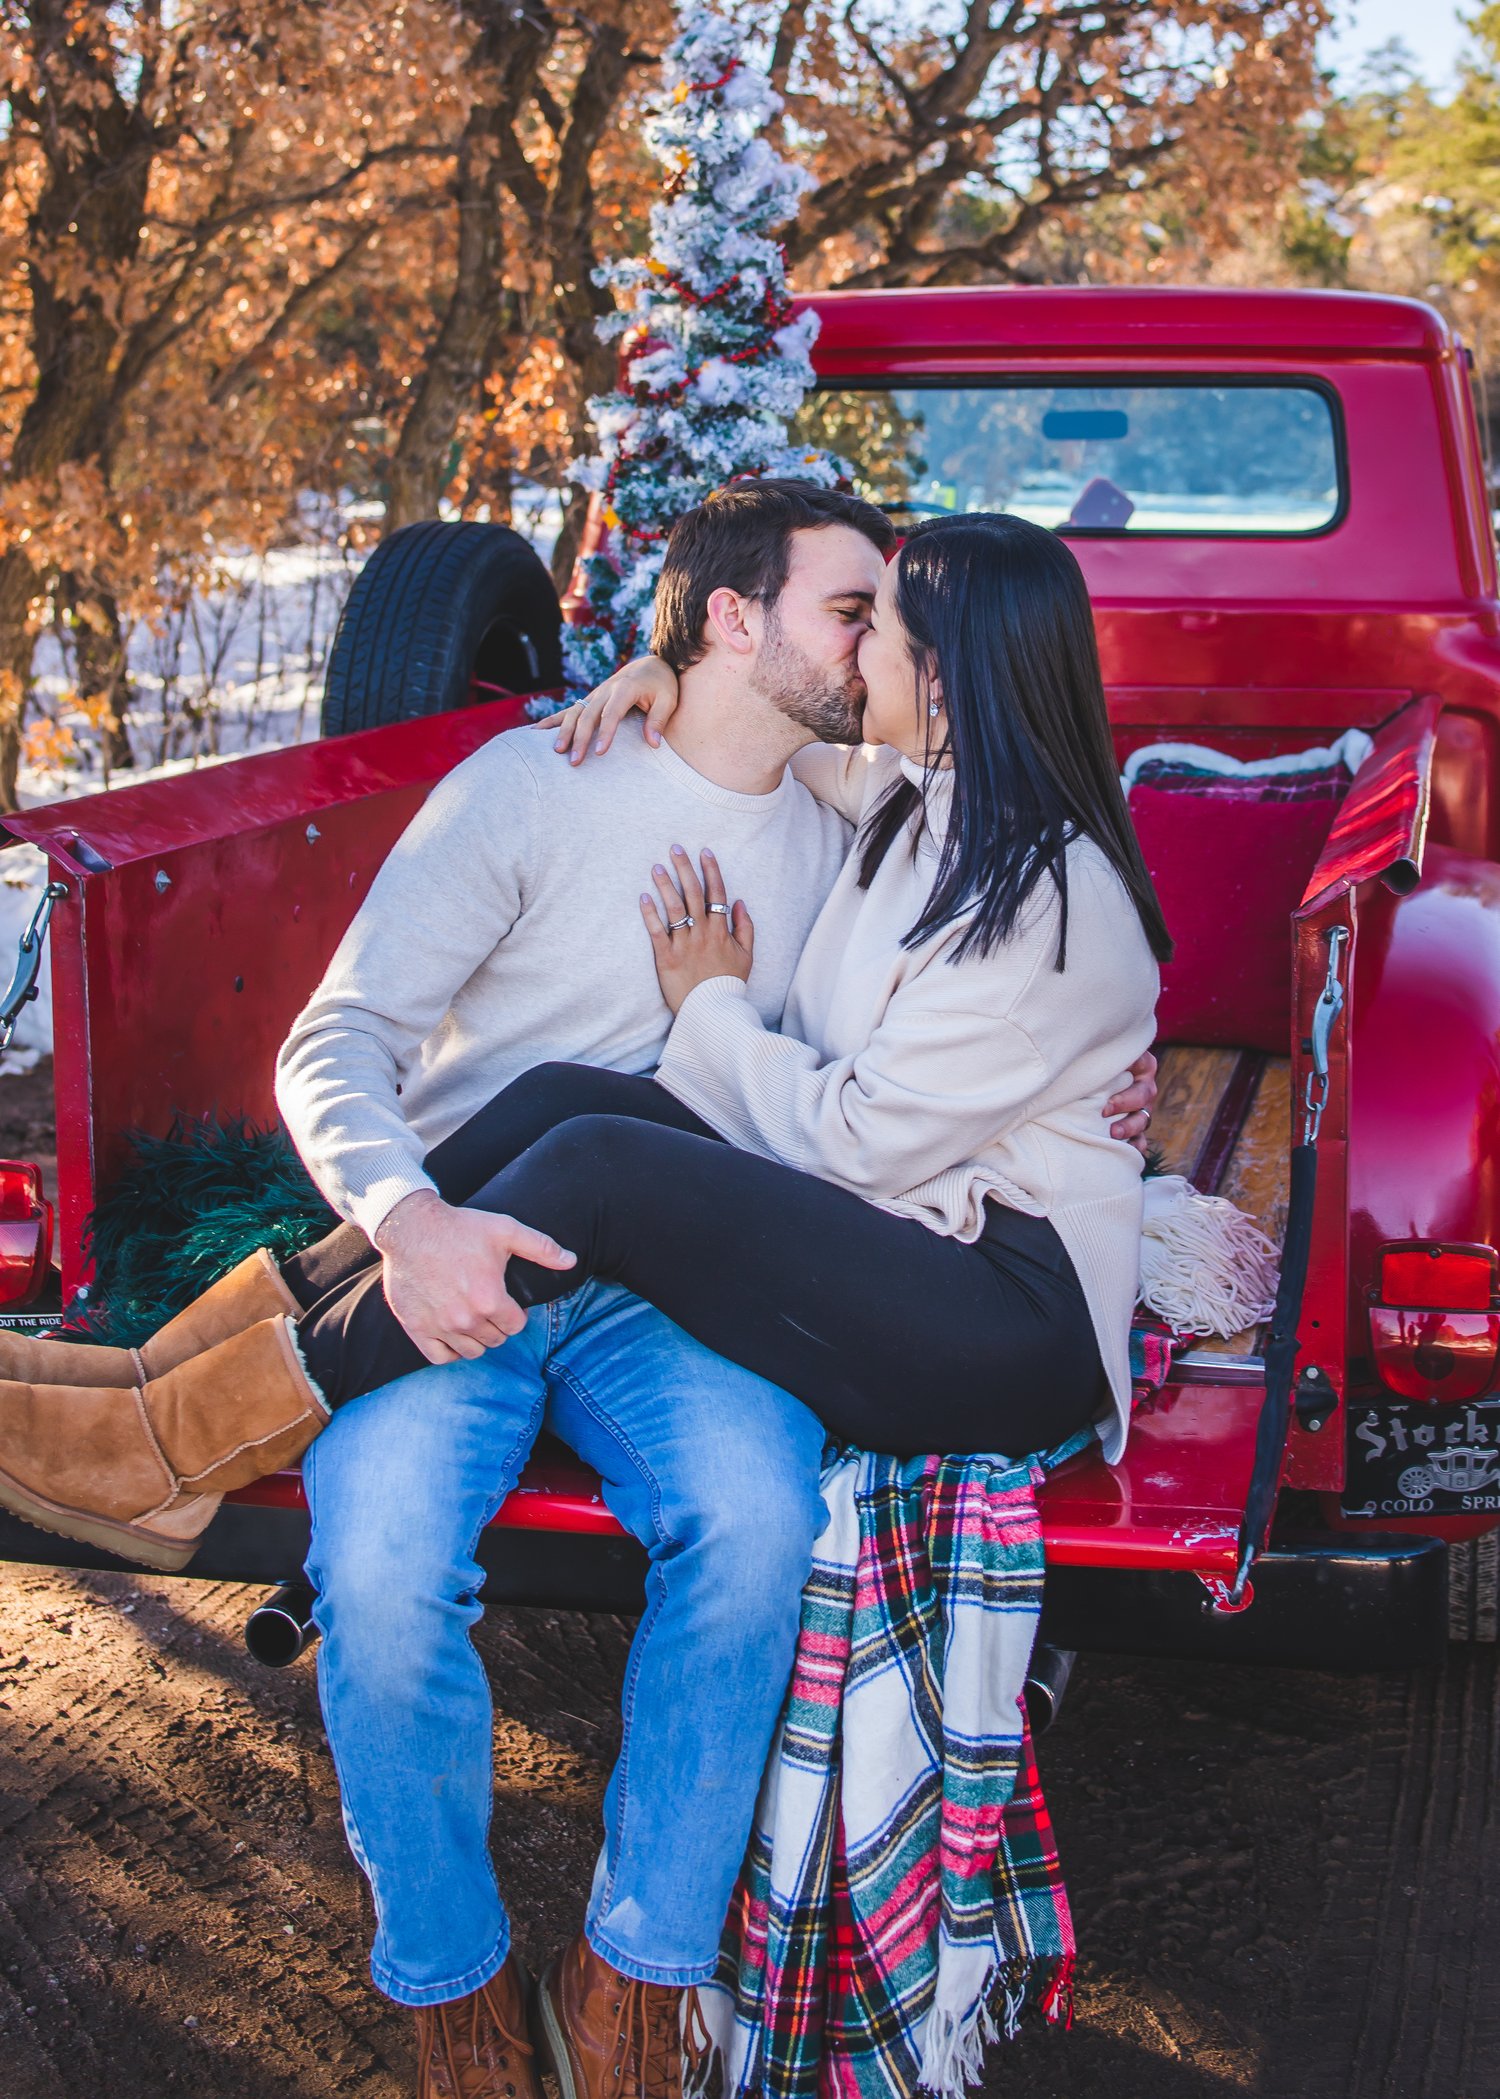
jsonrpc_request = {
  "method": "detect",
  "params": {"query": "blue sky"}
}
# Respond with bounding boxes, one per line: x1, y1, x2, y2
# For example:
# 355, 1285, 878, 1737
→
1322, 1, 1472, 93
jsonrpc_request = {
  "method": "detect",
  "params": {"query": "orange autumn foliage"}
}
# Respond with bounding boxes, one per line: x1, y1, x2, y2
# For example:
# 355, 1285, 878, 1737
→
0, 1, 1326, 809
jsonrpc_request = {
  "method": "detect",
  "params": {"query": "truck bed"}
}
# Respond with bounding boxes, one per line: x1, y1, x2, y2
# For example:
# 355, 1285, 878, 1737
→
1151, 1044, 1291, 1359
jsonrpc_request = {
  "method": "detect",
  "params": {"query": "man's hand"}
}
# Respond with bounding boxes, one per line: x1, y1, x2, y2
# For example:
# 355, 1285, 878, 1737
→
373, 1189, 576, 1365
1104, 1048, 1158, 1156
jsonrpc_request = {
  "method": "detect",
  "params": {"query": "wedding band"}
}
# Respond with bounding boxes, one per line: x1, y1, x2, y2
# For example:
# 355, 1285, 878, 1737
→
1141, 1108, 1152, 1126
708, 903, 730, 916
668, 914, 694, 931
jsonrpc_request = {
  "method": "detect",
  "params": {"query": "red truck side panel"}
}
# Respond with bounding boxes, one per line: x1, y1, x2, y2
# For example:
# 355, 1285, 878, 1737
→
1, 699, 528, 1291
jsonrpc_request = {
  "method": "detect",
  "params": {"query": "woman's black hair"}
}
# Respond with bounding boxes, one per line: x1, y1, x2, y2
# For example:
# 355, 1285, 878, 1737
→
857, 513, 1173, 969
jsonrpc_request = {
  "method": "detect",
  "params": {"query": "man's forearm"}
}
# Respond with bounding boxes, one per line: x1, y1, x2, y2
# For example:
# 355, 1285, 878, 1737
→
275, 1025, 438, 1242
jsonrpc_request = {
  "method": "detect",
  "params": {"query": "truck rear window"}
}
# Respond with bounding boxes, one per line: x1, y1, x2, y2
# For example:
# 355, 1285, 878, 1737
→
795, 380, 1343, 536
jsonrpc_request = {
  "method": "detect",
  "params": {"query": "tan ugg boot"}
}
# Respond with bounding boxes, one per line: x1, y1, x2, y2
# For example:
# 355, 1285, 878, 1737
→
0, 1331, 140, 1389
0, 1248, 301, 1390
0, 1315, 328, 1572
138, 1248, 302, 1376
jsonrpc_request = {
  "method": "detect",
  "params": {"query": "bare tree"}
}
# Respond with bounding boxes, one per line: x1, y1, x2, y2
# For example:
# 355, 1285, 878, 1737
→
775, 0, 1327, 286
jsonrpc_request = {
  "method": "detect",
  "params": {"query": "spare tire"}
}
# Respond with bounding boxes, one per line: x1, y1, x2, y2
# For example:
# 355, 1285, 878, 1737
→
321, 520, 564, 736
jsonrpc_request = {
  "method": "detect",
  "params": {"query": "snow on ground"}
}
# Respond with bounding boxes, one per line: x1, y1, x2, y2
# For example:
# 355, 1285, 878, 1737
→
0, 849, 52, 1072
0, 490, 563, 1075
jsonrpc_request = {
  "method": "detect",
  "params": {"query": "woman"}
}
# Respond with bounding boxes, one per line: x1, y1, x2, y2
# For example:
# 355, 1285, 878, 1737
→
2, 515, 1167, 1529
272, 510, 1169, 1464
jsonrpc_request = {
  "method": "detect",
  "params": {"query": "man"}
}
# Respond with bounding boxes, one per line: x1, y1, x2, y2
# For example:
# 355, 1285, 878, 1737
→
274, 481, 1158, 2099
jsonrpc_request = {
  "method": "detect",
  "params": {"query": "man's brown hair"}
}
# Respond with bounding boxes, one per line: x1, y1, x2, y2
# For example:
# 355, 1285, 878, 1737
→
649, 478, 896, 672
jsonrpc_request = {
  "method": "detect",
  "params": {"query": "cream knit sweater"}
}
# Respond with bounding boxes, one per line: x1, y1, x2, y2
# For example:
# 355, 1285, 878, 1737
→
656, 742, 1161, 1462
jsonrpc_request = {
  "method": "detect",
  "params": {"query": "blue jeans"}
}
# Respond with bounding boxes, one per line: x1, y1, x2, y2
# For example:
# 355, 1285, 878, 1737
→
303, 1282, 827, 2007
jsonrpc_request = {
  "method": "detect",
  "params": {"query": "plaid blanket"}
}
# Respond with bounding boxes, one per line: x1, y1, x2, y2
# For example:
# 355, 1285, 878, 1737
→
701, 1327, 1175, 2099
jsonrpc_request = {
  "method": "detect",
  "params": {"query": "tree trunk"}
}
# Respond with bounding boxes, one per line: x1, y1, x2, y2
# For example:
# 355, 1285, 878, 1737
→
0, 29, 156, 809
0, 551, 39, 810
549, 484, 594, 595
534, 23, 634, 598
0, 286, 124, 805
383, 2, 554, 533
64, 578, 135, 776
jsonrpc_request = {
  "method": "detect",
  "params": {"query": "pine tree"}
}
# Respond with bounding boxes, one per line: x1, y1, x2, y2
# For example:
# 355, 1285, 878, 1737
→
560, 7, 843, 693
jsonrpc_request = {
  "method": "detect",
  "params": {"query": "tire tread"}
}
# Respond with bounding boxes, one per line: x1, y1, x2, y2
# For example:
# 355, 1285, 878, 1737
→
322, 521, 561, 735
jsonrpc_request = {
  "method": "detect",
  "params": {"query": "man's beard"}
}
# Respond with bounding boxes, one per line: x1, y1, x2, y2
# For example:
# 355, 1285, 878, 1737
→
755, 608, 865, 744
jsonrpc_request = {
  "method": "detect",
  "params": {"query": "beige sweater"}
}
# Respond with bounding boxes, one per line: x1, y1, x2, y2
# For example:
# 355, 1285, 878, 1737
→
656, 743, 1161, 1461
276, 720, 850, 1242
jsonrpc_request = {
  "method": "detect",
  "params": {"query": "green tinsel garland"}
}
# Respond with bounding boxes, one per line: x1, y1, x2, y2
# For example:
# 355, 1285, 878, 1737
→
73, 1117, 335, 1347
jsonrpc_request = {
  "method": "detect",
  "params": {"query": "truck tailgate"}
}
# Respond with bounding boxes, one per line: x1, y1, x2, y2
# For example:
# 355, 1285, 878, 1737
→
225, 1373, 1260, 1577
1037, 1379, 1257, 1573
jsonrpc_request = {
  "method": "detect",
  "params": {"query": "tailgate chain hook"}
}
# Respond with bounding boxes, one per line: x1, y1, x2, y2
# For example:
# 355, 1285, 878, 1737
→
0, 880, 67, 1056
1301, 924, 1349, 1146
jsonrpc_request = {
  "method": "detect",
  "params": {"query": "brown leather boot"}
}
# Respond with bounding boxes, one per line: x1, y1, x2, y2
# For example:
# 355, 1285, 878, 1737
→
535, 1936, 696, 2099
415, 1958, 542, 2099
0, 1315, 327, 1571
0, 1248, 301, 1389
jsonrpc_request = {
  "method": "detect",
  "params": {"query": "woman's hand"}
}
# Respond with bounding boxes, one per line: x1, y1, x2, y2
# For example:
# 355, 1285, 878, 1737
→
1104, 1048, 1159, 1155
641, 845, 754, 1014
550, 654, 681, 764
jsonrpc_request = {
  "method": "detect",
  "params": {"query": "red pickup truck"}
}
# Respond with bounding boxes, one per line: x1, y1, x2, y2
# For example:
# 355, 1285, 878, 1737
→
0, 284, 1493, 1674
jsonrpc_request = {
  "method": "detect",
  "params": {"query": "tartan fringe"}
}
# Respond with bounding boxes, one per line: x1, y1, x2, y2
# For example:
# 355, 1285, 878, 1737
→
705, 1431, 1159, 2099
917, 1955, 1075, 2096
1139, 1173, 1279, 1337
1036, 1952, 1076, 2031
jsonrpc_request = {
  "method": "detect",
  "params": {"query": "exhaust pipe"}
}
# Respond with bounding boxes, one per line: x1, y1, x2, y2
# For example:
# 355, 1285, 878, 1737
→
1023, 1644, 1076, 1735
245, 1581, 320, 1669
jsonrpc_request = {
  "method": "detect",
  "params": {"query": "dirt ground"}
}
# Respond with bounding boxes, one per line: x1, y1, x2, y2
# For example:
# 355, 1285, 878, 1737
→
2, 1062, 1498, 2099
2, 1572, 1496, 2099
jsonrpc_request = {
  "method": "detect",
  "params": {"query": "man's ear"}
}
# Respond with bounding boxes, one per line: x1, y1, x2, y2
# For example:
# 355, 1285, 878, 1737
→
704, 586, 757, 657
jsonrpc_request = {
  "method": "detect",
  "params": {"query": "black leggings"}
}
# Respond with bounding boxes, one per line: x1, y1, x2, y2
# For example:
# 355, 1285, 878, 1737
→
285, 1063, 1106, 1459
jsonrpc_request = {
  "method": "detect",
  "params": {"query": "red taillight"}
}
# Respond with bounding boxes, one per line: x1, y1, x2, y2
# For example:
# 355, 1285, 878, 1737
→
1368, 1306, 1500, 1401
1380, 1244, 1497, 1311
1371, 1242, 1500, 1401
0, 1161, 52, 1308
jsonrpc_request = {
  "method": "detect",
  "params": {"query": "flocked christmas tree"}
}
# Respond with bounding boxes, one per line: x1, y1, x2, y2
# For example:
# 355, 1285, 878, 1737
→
560, 8, 845, 694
